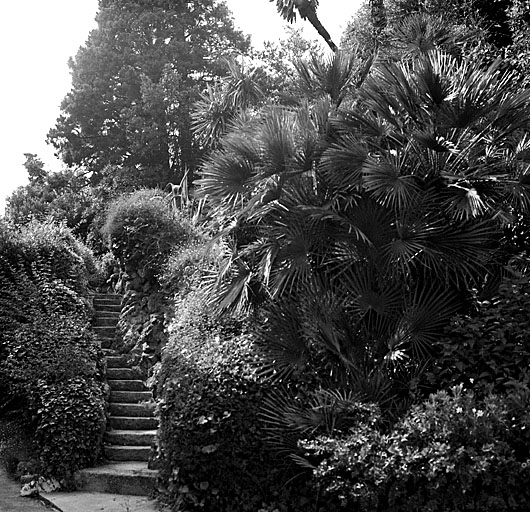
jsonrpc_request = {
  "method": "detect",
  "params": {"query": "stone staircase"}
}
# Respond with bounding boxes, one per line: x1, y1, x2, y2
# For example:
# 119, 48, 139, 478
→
74, 293, 158, 496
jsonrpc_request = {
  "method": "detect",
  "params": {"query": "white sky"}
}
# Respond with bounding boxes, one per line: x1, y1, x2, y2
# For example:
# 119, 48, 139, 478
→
0, 0, 361, 214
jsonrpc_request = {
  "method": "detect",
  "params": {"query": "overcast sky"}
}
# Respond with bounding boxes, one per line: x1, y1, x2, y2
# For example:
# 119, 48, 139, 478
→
0, 0, 361, 214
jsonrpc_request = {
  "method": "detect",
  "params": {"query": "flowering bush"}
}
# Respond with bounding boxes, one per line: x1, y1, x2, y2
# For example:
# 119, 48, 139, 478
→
303, 386, 530, 511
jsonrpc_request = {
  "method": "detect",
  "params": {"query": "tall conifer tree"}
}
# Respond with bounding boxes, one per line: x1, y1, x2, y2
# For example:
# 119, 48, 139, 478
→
48, 0, 248, 190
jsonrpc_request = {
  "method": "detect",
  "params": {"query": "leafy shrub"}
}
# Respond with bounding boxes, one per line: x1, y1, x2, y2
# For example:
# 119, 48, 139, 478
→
156, 288, 313, 511
429, 255, 530, 395
102, 189, 195, 278
159, 239, 215, 299
303, 386, 530, 512
0, 220, 106, 482
34, 378, 106, 483
0, 219, 97, 295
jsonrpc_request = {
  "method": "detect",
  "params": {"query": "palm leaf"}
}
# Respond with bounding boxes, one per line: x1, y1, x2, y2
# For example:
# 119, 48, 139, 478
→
198, 150, 255, 208
254, 297, 308, 381
362, 154, 421, 210
394, 285, 459, 359
319, 134, 367, 196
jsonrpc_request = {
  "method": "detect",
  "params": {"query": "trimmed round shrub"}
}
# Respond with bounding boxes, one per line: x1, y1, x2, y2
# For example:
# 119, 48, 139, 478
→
102, 188, 195, 278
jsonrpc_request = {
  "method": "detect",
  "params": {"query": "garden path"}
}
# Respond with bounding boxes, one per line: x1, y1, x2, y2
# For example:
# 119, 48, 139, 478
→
0, 467, 54, 511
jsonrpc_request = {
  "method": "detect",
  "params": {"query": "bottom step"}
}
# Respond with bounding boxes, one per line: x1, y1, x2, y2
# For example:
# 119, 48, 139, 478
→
74, 462, 157, 496
41, 491, 158, 512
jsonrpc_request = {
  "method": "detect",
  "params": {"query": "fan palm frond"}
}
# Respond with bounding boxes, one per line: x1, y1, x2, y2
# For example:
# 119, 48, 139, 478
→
268, 219, 316, 297
269, 0, 337, 51
388, 12, 480, 57
259, 386, 378, 457
423, 221, 498, 281
192, 84, 234, 148
394, 285, 459, 359
254, 296, 308, 381
319, 134, 367, 197
341, 265, 402, 318
223, 58, 266, 110
362, 153, 421, 210
259, 108, 298, 177
295, 51, 365, 106
198, 150, 255, 209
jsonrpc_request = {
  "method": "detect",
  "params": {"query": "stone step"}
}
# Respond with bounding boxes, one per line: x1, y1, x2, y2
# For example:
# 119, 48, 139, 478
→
106, 355, 130, 368
108, 380, 146, 391
93, 300, 122, 309
105, 445, 151, 462
93, 325, 116, 338
109, 403, 154, 418
93, 293, 122, 301
110, 391, 153, 403
107, 367, 137, 380
105, 430, 157, 446
74, 462, 157, 496
41, 492, 158, 512
95, 304, 122, 313
94, 316, 119, 327
110, 416, 158, 430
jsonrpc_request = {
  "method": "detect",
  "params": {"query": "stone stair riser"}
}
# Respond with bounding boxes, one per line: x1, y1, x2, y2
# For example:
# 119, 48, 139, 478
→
94, 304, 122, 312
93, 294, 122, 301
105, 446, 151, 462
110, 391, 153, 403
106, 356, 130, 368
110, 417, 158, 430
105, 430, 156, 446
94, 316, 120, 327
107, 368, 137, 380
110, 403, 154, 418
75, 467, 156, 496
94, 303, 121, 308
108, 380, 147, 391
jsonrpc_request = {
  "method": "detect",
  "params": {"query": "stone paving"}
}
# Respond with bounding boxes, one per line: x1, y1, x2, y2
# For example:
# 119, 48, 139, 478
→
0, 468, 54, 512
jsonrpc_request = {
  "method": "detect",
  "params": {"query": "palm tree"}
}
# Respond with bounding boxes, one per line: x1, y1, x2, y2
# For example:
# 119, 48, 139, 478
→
271, 0, 338, 51
196, 13, 530, 464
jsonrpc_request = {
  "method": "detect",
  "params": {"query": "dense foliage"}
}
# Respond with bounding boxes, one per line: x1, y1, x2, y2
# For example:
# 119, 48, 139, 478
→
102, 189, 194, 278
198, 36, 530, 418
430, 255, 530, 395
48, 0, 249, 190
0, 220, 106, 482
4, 1, 530, 510
192, 9, 530, 510
303, 387, 530, 511
5, 154, 99, 243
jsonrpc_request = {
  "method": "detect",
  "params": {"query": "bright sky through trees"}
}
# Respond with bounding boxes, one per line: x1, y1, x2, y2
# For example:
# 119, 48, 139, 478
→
0, 1, 361, 213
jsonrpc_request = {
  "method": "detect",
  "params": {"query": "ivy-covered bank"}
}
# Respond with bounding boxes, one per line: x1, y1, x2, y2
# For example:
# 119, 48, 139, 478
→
0, 220, 106, 486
